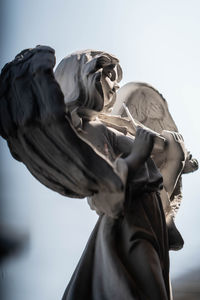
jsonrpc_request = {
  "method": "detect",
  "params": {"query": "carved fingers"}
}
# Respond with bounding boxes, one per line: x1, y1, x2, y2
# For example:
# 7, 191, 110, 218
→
133, 127, 156, 160
182, 152, 199, 174
161, 130, 187, 162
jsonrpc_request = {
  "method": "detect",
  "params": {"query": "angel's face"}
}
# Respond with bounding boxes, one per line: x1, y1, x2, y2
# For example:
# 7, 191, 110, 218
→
101, 65, 119, 106
55, 51, 122, 114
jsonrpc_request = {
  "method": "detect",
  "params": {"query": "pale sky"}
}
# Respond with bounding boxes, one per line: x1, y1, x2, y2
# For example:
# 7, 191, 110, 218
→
0, 1, 200, 299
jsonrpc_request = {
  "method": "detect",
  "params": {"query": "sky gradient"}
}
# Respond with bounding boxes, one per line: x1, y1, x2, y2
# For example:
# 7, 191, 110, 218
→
0, 1, 200, 299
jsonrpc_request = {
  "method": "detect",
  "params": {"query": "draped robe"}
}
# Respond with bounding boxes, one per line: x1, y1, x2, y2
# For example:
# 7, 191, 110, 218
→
62, 120, 171, 300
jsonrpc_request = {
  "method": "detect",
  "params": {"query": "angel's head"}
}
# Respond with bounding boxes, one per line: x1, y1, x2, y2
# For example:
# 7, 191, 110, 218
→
55, 50, 122, 116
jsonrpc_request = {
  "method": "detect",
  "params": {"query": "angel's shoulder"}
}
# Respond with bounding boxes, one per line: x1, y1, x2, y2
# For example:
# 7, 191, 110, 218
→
84, 118, 108, 133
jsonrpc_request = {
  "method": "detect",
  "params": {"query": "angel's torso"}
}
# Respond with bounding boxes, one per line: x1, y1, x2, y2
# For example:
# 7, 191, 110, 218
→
80, 119, 120, 162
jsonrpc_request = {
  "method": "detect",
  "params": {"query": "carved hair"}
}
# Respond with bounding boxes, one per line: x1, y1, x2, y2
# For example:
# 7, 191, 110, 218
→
55, 50, 122, 115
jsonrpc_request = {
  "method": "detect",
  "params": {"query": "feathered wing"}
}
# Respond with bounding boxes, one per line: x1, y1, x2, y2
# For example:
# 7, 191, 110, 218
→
113, 82, 198, 218
113, 82, 178, 133
0, 46, 124, 199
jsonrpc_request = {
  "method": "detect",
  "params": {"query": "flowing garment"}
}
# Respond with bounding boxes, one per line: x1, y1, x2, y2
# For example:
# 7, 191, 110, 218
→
62, 121, 171, 300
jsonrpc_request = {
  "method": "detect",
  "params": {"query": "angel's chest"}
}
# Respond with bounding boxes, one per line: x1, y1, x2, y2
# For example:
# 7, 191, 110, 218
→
81, 122, 116, 162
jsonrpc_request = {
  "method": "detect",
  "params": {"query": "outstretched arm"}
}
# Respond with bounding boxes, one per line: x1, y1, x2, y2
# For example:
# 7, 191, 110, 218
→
159, 131, 187, 198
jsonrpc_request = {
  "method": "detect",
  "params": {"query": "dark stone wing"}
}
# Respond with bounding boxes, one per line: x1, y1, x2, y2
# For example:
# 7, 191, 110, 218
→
0, 46, 124, 198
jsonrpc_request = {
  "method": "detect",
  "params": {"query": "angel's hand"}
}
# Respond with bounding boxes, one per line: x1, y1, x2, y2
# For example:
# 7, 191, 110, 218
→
182, 152, 199, 174
133, 127, 156, 160
161, 130, 187, 163
125, 127, 155, 173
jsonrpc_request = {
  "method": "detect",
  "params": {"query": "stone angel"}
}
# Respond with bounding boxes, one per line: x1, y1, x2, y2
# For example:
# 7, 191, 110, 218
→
0, 45, 190, 299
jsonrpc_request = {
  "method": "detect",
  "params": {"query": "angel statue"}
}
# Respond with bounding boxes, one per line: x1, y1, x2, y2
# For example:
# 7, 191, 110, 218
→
0, 45, 196, 300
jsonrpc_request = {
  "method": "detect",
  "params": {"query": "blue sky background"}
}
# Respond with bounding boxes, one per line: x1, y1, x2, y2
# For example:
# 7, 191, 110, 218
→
0, 0, 200, 299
